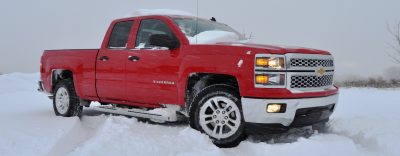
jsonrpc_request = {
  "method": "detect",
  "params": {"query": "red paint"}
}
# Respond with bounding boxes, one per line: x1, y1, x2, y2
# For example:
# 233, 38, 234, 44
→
40, 15, 338, 108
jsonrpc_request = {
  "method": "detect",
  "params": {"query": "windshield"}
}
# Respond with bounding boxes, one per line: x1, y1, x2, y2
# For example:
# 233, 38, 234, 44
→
173, 18, 245, 40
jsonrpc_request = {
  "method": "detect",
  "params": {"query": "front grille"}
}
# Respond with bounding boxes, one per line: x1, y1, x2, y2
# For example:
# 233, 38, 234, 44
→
290, 58, 334, 67
290, 75, 333, 88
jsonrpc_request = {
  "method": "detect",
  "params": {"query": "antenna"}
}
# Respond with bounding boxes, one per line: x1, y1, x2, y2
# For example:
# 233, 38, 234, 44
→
195, 0, 199, 44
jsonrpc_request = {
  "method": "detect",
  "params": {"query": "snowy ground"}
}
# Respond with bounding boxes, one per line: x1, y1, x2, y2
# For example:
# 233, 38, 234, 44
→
0, 73, 399, 156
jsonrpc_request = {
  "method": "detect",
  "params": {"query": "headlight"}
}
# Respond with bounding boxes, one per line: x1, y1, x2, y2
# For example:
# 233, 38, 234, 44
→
255, 74, 285, 85
255, 57, 285, 69
254, 54, 286, 88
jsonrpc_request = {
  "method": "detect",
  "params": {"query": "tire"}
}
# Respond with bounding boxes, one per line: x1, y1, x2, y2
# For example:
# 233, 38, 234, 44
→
53, 79, 82, 117
189, 84, 246, 148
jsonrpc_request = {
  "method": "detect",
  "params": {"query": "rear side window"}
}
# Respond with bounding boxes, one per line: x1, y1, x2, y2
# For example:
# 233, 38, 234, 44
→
108, 21, 133, 48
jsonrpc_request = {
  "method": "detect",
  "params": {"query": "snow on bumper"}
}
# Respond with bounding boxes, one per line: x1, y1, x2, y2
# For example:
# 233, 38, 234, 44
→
241, 94, 339, 126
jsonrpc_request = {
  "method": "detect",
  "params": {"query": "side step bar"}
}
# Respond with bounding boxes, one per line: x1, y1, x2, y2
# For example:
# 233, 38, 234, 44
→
92, 105, 179, 122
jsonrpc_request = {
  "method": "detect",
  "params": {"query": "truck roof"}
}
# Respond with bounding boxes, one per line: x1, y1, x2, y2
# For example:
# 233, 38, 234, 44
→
115, 14, 207, 22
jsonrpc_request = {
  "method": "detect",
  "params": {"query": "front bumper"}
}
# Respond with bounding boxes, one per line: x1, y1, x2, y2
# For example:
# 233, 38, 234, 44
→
241, 94, 338, 134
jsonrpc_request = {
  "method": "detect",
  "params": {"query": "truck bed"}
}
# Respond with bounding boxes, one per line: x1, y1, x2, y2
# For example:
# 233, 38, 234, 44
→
40, 49, 99, 101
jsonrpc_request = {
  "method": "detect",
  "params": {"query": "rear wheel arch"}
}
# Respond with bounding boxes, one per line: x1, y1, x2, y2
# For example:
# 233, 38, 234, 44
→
51, 69, 74, 92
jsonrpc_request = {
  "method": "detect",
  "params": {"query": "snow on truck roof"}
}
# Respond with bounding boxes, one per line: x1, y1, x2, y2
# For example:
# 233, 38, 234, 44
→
128, 9, 195, 17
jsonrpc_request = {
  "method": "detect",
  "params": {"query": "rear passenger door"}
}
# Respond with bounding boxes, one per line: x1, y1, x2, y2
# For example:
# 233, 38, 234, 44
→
96, 20, 134, 103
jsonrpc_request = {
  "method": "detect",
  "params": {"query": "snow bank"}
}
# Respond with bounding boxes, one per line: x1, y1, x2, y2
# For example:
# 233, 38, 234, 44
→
0, 73, 80, 156
1, 73, 400, 156
329, 88, 400, 155
128, 9, 194, 17
188, 31, 240, 44
0, 72, 38, 94
68, 117, 221, 156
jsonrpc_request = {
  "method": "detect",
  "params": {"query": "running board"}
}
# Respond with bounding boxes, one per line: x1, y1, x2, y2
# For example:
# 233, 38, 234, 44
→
92, 105, 179, 122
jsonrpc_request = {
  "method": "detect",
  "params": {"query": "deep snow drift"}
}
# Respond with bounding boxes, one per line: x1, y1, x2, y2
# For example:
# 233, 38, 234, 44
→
0, 73, 399, 156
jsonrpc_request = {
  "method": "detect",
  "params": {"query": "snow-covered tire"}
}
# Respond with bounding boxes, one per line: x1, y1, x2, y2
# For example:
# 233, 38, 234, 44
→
312, 120, 330, 133
53, 79, 82, 117
189, 84, 246, 148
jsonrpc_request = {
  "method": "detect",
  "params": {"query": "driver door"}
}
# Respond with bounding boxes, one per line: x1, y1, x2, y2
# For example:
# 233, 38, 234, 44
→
125, 18, 180, 105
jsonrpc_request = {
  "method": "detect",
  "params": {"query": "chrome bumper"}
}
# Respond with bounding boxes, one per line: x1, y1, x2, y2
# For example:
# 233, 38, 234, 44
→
241, 94, 339, 126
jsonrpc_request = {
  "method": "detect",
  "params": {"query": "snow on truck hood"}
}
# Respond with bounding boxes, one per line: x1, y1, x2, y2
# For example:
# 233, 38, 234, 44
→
184, 31, 329, 55
187, 31, 241, 44
126, 9, 329, 55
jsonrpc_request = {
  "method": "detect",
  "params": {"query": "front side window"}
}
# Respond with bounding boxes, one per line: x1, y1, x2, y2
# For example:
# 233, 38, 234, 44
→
135, 19, 175, 48
108, 21, 133, 48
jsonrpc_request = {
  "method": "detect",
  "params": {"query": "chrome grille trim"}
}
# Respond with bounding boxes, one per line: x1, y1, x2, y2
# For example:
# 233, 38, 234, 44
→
285, 53, 335, 92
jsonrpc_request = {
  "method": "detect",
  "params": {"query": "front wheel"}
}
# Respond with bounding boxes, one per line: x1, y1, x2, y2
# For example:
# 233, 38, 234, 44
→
53, 79, 82, 117
190, 84, 246, 148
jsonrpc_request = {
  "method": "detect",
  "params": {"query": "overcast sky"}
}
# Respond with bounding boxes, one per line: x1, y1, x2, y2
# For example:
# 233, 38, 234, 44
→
0, 0, 399, 78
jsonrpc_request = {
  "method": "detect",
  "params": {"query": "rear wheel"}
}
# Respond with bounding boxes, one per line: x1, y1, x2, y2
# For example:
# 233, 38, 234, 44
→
53, 79, 82, 117
190, 84, 246, 148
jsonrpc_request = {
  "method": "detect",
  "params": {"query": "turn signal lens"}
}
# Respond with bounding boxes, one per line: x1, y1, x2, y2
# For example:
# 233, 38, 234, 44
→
255, 75, 269, 84
256, 58, 269, 66
255, 74, 285, 86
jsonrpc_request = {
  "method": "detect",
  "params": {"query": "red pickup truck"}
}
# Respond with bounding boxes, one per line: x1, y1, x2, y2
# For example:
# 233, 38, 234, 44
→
39, 14, 339, 147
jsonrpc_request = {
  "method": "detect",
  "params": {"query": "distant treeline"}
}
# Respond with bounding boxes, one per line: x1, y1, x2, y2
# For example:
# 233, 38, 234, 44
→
335, 77, 400, 88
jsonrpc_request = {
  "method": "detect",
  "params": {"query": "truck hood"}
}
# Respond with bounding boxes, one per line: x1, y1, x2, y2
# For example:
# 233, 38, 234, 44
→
216, 42, 331, 55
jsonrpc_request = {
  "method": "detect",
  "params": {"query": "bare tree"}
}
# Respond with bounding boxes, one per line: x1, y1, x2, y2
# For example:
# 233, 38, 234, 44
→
387, 22, 400, 63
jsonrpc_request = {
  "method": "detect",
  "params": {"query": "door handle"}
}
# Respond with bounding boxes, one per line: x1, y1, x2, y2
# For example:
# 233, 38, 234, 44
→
128, 56, 140, 62
98, 56, 109, 61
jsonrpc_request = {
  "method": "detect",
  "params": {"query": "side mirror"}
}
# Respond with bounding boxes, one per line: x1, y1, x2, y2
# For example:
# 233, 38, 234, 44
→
149, 34, 179, 50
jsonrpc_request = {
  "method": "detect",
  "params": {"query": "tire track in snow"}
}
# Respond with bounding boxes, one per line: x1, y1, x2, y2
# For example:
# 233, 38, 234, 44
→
46, 115, 109, 156
329, 131, 381, 153
326, 120, 385, 155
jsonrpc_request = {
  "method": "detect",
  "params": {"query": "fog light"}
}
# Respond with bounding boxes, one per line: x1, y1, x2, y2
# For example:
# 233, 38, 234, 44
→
266, 103, 286, 113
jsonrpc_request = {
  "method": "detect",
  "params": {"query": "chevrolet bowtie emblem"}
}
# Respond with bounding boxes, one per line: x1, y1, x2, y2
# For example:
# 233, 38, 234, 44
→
316, 66, 325, 77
